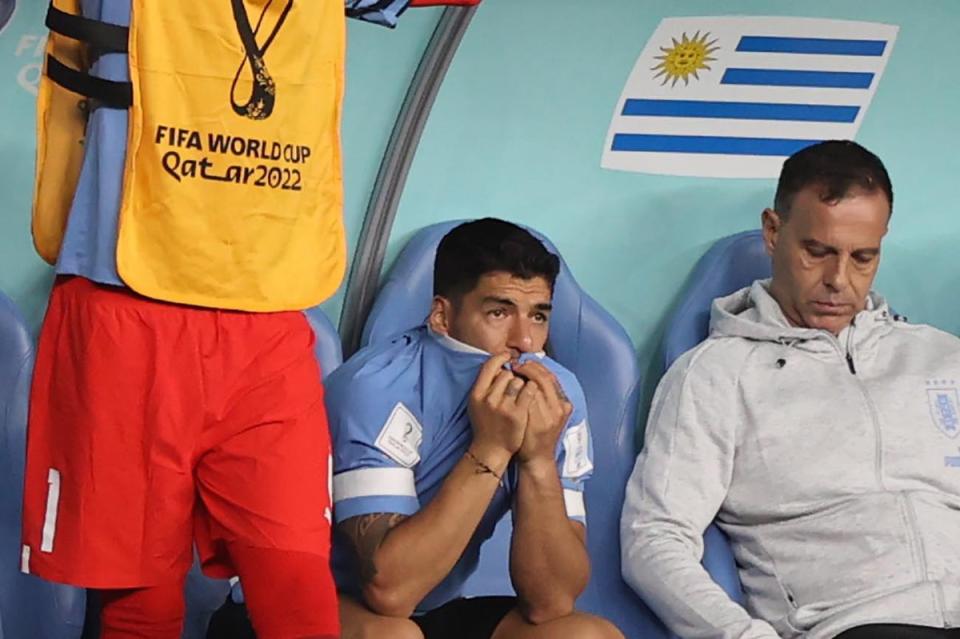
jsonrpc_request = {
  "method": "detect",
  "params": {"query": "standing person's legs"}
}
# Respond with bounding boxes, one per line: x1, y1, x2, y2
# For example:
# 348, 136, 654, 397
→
195, 310, 339, 639
98, 578, 187, 639
21, 278, 204, 630
228, 545, 339, 638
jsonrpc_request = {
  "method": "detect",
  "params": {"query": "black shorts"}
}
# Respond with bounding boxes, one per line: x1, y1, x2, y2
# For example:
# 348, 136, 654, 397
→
207, 595, 516, 639
413, 596, 517, 639
207, 594, 517, 639
207, 598, 256, 639
835, 625, 960, 639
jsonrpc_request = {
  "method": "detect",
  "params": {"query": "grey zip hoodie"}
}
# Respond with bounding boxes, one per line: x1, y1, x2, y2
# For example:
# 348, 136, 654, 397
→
622, 280, 960, 639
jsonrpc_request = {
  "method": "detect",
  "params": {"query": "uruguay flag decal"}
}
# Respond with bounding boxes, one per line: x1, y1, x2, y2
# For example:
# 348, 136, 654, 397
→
601, 16, 898, 178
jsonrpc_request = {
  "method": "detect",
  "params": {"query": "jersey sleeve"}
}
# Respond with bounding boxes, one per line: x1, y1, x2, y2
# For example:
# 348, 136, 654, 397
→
552, 368, 593, 526
326, 360, 424, 523
345, 0, 410, 27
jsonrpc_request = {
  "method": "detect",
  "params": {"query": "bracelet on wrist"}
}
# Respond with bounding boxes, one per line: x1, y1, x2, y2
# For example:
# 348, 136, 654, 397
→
465, 449, 504, 483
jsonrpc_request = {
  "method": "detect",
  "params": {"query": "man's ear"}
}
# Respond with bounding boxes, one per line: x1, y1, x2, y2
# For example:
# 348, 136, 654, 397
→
428, 296, 452, 335
761, 208, 782, 258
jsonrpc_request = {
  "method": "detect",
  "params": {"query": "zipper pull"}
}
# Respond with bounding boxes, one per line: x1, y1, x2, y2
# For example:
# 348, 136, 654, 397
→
843, 320, 857, 375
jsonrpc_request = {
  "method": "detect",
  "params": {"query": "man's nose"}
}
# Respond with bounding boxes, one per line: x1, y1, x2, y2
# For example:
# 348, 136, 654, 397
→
507, 319, 534, 352
823, 255, 849, 292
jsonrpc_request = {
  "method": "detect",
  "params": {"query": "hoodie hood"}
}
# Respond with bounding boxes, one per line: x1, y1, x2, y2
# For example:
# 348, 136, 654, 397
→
709, 279, 894, 351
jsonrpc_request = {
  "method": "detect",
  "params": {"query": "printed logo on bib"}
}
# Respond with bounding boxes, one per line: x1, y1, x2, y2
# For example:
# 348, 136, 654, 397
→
561, 420, 593, 479
229, 0, 293, 120
927, 380, 960, 439
375, 403, 423, 468
151, 2, 314, 192
153, 125, 311, 190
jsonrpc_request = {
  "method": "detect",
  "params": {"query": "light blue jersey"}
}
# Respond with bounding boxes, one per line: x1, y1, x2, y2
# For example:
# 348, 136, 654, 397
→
345, 0, 410, 27
54, 0, 129, 285
326, 326, 594, 612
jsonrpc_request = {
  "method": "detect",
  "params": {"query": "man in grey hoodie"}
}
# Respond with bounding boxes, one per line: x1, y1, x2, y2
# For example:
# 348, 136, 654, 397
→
621, 140, 960, 639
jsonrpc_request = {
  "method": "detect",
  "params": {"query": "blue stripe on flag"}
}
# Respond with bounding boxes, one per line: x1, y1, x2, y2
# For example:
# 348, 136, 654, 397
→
737, 36, 887, 56
611, 134, 819, 156
722, 68, 874, 89
621, 99, 859, 123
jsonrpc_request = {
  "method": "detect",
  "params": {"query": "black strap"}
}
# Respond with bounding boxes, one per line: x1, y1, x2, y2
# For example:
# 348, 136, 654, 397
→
46, 54, 132, 108
45, 3, 128, 53
44, 2, 131, 108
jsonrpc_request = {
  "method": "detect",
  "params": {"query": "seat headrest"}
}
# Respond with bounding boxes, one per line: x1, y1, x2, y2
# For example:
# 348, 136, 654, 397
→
663, 230, 771, 368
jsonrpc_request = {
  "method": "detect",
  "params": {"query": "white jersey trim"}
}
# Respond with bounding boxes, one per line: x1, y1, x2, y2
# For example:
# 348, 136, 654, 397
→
41, 468, 61, 553
428, 329, 546, 360
562, 420, 593, 479
563, 489, 586, 519
429, 329, 490, 355
334, 467, 417, 502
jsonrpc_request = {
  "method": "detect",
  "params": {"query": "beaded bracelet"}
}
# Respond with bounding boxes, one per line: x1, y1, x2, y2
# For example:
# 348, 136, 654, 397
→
466, 449, 503, 483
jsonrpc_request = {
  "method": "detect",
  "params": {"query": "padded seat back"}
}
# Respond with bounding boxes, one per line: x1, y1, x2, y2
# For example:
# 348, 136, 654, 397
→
658, 229, 772, 610
362, 221, 666, 638
0, 292, 85, 639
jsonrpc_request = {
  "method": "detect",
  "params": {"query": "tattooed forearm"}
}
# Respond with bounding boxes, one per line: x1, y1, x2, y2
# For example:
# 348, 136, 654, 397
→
339, 513, 408, 585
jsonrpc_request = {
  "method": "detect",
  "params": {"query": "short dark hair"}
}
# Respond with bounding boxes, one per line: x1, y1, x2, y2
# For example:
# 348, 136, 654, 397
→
774, 140, 893, 219
433, 218, 560, 300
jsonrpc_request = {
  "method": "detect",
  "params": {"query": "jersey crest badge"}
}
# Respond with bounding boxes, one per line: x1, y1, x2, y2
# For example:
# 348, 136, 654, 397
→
375, 402, 423, 467
927, 382, 960, 439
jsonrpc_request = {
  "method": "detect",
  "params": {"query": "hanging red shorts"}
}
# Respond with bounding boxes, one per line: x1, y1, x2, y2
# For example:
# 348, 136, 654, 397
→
21, 276, 334, 588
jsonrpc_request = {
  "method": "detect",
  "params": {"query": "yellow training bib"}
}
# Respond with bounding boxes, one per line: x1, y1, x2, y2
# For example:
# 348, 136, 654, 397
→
119, 0, 346, 310
34, 1, 347, 311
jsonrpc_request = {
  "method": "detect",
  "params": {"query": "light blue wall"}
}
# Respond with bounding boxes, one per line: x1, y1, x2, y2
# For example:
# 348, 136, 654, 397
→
0, 3, 442, 330
389, 0, 960, 389
0, 2, 50, 331
1, 0, 959, 394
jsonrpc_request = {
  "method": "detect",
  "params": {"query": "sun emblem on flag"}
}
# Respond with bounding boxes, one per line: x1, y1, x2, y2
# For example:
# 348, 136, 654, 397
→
651, 31, 719, 87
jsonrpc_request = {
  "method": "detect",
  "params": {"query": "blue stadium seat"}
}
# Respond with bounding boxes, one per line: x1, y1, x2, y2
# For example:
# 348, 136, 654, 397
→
183, 308, 344, 637
658, 229, 772, 611
0, 291, 85, 639
662, 230, 771, 367
182, 562, 230, 639
361, 220, 665, 638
